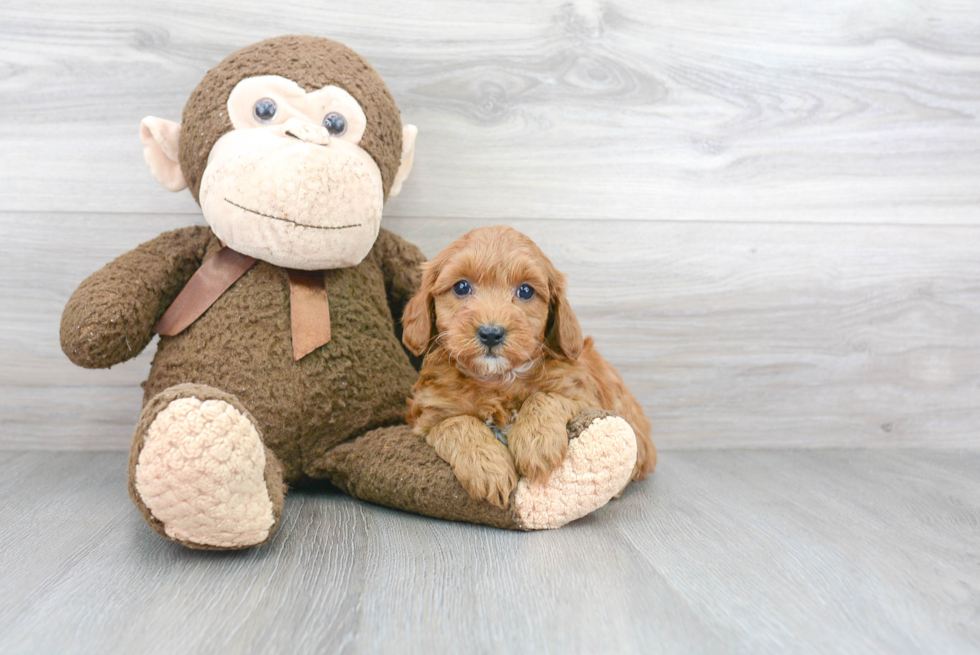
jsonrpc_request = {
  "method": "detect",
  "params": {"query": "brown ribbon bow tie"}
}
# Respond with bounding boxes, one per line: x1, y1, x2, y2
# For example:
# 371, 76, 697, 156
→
154, 246, 332, 360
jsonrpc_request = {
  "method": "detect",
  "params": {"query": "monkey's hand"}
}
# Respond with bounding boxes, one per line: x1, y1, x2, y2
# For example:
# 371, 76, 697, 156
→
424, 415, 518, 509
508, 393, 588, 483
61, 226, 211, 369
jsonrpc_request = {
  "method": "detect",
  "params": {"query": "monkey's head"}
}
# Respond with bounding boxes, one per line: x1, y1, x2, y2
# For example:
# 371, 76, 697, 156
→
140, 36, 417, 271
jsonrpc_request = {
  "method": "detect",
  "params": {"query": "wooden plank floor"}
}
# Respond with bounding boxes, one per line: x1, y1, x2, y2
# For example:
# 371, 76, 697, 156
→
1, 449, 977, 654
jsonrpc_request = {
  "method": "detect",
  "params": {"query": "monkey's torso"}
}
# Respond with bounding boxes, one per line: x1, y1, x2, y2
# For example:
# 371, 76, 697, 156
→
142, 228, 419, 483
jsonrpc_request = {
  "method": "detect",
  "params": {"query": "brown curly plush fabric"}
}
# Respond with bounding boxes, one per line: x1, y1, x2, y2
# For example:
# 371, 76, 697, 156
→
144, 228, 422, 482
60, 229, 211, 369
318, 424, 519, 529
567, 408, 616, 436
178, 35, 403, 202
61, 226, 422, 483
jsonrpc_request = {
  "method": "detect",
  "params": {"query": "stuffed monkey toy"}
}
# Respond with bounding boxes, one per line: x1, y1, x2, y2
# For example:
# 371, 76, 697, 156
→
60, 36, 638, 549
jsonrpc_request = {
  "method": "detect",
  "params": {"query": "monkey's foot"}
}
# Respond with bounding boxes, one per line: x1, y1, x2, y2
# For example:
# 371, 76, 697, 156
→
129, 384, 284, 549
512, 410, 637, 530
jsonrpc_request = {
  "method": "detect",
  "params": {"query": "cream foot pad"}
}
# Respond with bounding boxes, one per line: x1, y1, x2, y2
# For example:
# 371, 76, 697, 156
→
513, 415, 637, 530
134, 397, 275, 548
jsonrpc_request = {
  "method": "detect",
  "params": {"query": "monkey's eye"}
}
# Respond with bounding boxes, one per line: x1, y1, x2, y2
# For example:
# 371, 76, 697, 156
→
253, 98, 278, 123
453, 280, 472, 297
323, 112, 347, 136
516, 284, 535, 301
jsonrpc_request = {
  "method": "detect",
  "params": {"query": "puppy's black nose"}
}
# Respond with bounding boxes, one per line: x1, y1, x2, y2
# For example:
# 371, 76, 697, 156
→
477, 325, 507, 349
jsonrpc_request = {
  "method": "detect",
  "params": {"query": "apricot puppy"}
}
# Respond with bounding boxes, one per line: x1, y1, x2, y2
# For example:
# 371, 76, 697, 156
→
402, 226, 657, 509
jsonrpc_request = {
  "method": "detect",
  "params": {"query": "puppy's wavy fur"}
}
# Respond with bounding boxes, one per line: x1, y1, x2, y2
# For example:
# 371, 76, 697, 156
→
402, 226, 656, 509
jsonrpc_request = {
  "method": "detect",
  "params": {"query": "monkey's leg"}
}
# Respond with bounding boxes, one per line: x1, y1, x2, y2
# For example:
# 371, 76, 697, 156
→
314, 424, 519, 529
315, 409, 636, 530
128, 383, 286, 550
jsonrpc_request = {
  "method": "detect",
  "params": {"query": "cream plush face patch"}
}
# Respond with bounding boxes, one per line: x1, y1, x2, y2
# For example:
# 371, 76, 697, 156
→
197, 76, 383, 271
199, 122, 384, 271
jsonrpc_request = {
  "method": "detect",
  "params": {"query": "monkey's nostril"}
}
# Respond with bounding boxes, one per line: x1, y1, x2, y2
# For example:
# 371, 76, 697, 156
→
284, 124, 331, 146
476, 325, 507, 349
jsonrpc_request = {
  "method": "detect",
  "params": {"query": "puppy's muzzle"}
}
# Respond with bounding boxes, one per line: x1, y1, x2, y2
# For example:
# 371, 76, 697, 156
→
476, 324, 507, 351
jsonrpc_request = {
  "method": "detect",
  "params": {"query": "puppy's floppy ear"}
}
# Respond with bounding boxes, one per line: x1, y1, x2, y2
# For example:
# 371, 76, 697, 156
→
545, 270, 584, 359
402, 260, 439, 357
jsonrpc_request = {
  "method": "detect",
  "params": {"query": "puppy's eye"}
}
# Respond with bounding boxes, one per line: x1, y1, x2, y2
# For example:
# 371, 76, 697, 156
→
453, 280, 472, 297
516, 284, 535, 301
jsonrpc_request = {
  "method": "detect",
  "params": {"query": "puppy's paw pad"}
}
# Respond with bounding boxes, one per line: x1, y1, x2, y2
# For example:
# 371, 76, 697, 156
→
453, 446, 519, 509
459, 467, 518, 509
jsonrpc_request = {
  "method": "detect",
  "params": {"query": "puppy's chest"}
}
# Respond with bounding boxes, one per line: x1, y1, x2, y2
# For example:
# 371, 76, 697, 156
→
479, 396, 526, 446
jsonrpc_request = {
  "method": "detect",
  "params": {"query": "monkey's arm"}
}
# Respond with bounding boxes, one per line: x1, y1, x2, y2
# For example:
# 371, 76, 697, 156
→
374, 228, 426, 319
372, 228, 427, 367
60, 226, 213, 369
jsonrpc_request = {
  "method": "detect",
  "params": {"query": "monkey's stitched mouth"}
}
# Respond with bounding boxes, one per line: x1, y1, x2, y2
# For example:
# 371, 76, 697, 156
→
225, 198, 361, 231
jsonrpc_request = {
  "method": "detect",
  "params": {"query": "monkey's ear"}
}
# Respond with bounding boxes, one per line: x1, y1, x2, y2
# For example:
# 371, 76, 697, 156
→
140, 116, 187, 192
388, 124, 417, 198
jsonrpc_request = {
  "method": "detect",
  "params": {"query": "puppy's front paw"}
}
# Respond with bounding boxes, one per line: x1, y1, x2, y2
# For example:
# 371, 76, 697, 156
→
452, 442, 519, 509
509, 420, 568, 484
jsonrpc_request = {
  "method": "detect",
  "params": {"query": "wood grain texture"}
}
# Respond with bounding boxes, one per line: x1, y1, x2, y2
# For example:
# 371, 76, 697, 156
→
2, 1, 980, 451
0, 0, 978, 223
0, 450, 977, 654
4, 212, 980, 451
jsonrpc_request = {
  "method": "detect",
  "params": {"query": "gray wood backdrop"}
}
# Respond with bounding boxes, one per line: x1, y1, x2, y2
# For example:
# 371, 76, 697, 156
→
2, 0, 979, 451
